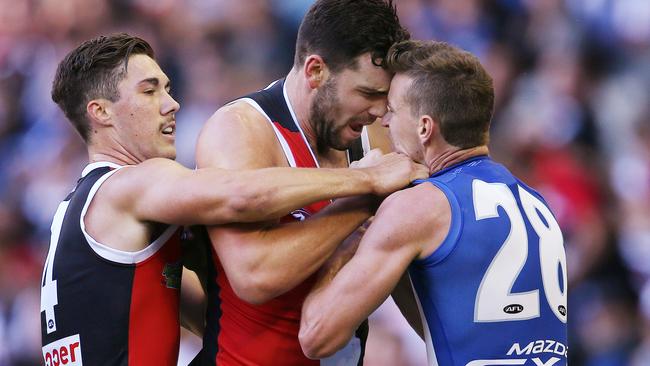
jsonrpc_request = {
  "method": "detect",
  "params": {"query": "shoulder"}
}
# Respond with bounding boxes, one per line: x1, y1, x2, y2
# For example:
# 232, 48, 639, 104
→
371, 183, 451, 258
199, 101, 275, 143
196, 100, 283, 168
98, 159, 185, 204
379, 183, 448, 218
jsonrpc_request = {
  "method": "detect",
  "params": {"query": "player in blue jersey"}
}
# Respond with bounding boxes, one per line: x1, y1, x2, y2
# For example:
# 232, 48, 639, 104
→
299, 40, 568, 366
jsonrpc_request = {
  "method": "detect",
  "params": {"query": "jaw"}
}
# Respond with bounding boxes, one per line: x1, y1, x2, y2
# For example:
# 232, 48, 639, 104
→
159, 140, 177, 160
142, 138, 177, 161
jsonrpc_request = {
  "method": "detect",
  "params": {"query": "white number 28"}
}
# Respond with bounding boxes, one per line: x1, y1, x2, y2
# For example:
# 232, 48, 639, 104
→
472, 180, 567, 324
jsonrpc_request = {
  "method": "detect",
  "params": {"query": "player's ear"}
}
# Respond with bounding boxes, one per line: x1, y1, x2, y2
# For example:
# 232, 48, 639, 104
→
87, 99, 113, 127
418, 115, 436, 145
304, 55, 330, 89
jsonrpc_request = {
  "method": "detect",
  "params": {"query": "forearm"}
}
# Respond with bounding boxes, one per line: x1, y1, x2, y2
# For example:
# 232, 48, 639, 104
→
141, 164, 375, 226
299, 199, 425, 359
300, 268, 381, 359
214, 196, 374, 304
215, 166, 376, 222
311, 220, 370, 292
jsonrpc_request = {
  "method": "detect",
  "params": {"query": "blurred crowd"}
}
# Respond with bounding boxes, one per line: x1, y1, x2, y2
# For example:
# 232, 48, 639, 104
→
1, 0, 649, 365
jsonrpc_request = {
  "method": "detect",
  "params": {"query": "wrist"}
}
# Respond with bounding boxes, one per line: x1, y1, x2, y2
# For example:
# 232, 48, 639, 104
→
355, 168, 376, 195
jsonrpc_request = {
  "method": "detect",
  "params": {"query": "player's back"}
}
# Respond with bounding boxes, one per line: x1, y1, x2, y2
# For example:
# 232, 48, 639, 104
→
409, 156, 568, 366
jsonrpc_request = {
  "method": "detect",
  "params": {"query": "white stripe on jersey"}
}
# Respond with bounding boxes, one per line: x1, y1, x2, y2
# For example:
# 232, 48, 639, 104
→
409, 273, 439, 366
238, 97, 297, 168
41, 200, 70, 334
79, 165, 178, 264
282, 80, 321, 168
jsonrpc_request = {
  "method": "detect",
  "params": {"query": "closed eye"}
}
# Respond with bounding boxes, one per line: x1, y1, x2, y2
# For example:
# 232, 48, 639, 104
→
358, 87, 388, 100
362, 91, 386, 99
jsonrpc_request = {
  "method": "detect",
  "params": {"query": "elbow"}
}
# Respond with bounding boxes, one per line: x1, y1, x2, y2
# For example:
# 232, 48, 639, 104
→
229, 272, 282, 305
299, 313, 347, 359
225, 188, 276, 223
299, 323, 332, 359
228, 182, 280, 222
224, 192, 258, 221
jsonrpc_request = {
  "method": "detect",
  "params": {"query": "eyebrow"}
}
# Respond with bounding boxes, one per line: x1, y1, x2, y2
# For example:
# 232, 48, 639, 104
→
138, 77, 171, 89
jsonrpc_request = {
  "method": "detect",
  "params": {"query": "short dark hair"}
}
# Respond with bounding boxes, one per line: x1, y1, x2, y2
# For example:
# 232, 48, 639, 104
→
51, 33, 154, 142
294, 0, 409, 72
386, 40, 494, 148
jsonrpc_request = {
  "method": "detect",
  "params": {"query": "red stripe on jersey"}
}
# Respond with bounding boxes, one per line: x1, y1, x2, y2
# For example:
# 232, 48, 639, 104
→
273, 121, 316, 167
128, 229, 182, 365
272, 122, 329, 214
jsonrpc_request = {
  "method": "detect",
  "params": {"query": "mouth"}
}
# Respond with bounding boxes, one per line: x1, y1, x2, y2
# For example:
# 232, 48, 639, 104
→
162, 123, 176, 136
350, 124, 364, 133
349, 119, 373, 133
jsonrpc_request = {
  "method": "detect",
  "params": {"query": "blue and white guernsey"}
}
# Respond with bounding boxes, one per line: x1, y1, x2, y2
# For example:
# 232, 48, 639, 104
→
409, 156, 568, 366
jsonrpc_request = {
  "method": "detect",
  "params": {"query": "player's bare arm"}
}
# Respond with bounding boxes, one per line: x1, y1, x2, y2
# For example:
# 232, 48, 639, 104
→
84, 107, 423, 254
299, 183, 451, 359
195, 102, 427, 304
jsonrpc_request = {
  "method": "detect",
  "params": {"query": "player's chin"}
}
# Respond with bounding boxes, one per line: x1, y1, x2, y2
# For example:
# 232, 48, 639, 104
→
338, 128, 362, 146
160, 145, 177, 160
331, 137, 355, 151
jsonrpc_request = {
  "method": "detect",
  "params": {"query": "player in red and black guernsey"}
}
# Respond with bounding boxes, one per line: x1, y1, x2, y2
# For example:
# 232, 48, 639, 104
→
194, 1, 411, 364
41, 33, 425, 365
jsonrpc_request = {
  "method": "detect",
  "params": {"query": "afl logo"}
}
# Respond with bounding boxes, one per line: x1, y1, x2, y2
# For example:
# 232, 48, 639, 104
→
290, 209, 311, 221
503, 304, 524, 314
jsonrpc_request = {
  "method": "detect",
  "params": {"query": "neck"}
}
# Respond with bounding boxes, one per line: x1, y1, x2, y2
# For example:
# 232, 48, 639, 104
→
426, 145, 489, 175
285, 68, 319, 151
87, 137, 142, 166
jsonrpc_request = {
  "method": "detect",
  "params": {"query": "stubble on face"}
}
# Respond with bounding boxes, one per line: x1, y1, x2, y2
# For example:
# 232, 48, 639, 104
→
310, 77, 357, 154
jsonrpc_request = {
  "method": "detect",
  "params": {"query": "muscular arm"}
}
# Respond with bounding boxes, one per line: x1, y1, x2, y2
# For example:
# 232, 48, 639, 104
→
103, 155, 381, 227
299, 184, 450, 359
195, 102, 420, 304
210, 196, 375, 304
88, 106, 422, 254
97, 102, 425, 230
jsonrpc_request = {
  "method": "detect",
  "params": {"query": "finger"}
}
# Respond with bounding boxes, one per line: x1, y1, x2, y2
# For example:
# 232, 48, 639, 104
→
413, 165, 429, 180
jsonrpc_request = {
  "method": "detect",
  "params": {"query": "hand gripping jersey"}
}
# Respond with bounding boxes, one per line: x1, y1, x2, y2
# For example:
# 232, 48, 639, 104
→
40, 162, 182, 366
198, 79, 367, 366
408, 156, 568, 366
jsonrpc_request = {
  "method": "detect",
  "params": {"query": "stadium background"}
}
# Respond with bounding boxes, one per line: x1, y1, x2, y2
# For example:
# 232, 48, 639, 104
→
1, 0, 649, 365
